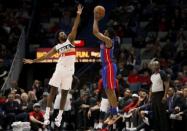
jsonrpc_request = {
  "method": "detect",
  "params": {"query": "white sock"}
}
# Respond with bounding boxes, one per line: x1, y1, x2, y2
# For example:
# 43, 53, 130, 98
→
45, 107, 50, 115
116, 107, 119, 112
131, 122, 134, 128
94, 122, 98, 129
98, 122, 103, 129
63, 122, 67, 128
113, 123, 116, 129
126, 121, 129, 128
57, 110, 63, 118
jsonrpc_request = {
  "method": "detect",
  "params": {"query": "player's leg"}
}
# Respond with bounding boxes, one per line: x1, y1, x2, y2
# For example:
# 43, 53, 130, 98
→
105, 64, 118, 109
103, 88, 119, 126
104, 64, 119, 125
55, 74, 73, 127
59, 89, 69, 110
105, 88, 118, 108
44, 86, 58, 125
44, 70, 61, 125
47, 86, 58, 108
105, 88, 118, 116
54, 89, 69, 127
105, 88, 121, 125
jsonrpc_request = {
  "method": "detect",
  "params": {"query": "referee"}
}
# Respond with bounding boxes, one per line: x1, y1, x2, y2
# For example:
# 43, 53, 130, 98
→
149, 58, 169, 131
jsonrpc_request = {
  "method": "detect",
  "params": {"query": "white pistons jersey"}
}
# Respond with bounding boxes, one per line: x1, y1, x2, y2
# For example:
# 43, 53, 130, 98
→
55, 39, 76, 66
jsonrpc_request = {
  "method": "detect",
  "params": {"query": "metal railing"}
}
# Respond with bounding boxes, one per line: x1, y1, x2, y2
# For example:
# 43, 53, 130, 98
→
1, 29, 25, 93
0, 0, 37, 95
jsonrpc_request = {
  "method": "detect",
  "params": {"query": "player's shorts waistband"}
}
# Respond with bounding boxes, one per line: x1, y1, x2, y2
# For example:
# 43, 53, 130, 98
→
61, 52, 76, 57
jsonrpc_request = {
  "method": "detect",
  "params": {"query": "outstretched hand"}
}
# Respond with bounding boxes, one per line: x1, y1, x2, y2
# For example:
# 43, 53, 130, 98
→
77, 4, 84, 15
23, 58, 34, 64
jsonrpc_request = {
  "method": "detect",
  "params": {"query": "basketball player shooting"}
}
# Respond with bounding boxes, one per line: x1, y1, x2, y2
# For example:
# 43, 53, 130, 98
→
92, 6, 119, 125
23, 4, 83, 127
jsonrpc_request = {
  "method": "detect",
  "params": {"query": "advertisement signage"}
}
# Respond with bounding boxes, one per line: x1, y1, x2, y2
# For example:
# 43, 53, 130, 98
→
36, 48, 101, 63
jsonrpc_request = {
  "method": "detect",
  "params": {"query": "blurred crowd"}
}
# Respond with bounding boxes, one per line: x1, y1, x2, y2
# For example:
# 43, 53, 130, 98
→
0, 0, 32, 87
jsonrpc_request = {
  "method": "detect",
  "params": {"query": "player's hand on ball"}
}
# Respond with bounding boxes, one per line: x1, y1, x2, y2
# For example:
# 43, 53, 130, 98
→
77, 4, 83, 15
23, 58, 34, 64
94, 13, 101, 21
94, 5, 105, 21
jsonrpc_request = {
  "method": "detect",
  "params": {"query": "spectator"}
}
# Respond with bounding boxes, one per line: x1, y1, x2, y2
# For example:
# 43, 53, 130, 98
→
80, 83, 90, 97
20, 92, 29, 112
175, 86, 187, 131
0, 96, 6, 130
118, 88, 132, 110
29, 103, 47, 131
166, 87, 183, 131
127, 69, 141, 93
2, 93, 28, 130
138, 70, 151, 91
27, 91, 37, 112
75, 92, 90, 130
38, 92, 49, 113
32, 80, 44, 100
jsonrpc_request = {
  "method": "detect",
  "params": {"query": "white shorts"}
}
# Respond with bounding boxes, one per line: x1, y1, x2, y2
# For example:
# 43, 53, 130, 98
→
49, 62, 74, 90
100, 98, 110, 113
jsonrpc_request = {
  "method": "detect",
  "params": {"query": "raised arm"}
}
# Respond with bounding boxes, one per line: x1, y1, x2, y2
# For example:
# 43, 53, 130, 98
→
68, 4, 83, 43
92, 14, 112, 48
23, 48, 57, 64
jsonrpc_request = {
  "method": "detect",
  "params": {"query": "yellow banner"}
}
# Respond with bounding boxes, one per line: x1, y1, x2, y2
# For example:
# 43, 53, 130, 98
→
36, 48, 101, 63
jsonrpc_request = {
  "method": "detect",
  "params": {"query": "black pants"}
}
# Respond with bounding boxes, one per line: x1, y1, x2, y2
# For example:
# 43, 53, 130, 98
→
30, 122, 43, 131
151, 91, 168, 131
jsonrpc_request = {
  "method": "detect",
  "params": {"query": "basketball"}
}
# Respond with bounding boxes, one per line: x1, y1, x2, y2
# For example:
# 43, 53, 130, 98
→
94, 5, 105, 18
